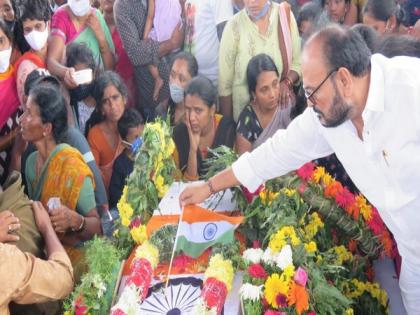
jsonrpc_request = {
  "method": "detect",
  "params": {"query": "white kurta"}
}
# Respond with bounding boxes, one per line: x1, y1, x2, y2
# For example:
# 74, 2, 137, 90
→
232, 54, 420, 314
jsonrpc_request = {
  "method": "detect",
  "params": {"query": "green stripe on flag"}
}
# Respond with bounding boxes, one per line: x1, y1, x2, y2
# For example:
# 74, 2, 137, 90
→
176, 228, 235, 258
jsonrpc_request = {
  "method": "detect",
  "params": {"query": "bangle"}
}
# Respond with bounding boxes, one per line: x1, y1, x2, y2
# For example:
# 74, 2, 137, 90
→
283, 77, 293, 90
72, 215, 85, 232
207, 179, 216, 195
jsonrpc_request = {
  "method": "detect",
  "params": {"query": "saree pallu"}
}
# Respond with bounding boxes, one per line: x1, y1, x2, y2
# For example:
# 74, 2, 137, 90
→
51, 7, 115, 68
0, 66, 20, 130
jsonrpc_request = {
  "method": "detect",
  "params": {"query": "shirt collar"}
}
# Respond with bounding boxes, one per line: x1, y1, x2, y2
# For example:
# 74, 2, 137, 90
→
363, 54, 386, 114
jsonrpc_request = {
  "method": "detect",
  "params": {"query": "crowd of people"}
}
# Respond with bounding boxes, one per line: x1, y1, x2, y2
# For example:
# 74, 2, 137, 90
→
0, 0, 420, 314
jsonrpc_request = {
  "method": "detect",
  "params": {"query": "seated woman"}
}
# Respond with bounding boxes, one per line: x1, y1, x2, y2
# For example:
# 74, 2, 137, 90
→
173, 76, 236, 181
47, 0, 114, 89
169, 51, 198, 125
236, 54, 291, 155
66, 42, 97, 135
0, 20, 21, 184
14, 0, 51, 108
87, 71, 126, 193
20, 84, 101, 273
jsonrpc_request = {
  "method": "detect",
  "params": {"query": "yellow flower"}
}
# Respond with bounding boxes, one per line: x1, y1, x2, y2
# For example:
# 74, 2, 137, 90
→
259, 189, 279, 205
130, 225, 147, 245
117, 186, 134, 227
204, 254, 234, 292
282, 264, 295, 279
63, 311, 72, 315
269, 226, 301, 253
135, 241, 159, 269
345, 308, 354, 315
355, 195, 373, 221
321, 173, 334, 186
304, 212, 324, 239
154, 174, 167, 198
264, 273, 290, 308
165, 138, 175, 158
312, 166, 326, 184
283, 188, 297, 197
334, 245, 353, 265
304, 241, 317, 253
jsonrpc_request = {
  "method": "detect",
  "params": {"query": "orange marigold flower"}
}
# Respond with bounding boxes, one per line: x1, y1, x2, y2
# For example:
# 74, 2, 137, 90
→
324, 181, 344, 198
287, 281, 309, 315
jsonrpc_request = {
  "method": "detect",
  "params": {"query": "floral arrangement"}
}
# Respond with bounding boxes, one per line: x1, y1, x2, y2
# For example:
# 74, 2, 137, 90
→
114, 118, 176, 253
110, 241, 160, 315
63, 237, 122, 315
293, 162, 395, 258
190, 253, 235, 315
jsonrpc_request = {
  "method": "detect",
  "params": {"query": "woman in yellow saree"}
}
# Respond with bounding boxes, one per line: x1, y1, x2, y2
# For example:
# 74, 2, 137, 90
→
20, 83, 102, 280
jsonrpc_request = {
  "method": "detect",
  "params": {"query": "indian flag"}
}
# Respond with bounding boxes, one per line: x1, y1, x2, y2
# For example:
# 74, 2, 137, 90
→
175, 205, 243, 258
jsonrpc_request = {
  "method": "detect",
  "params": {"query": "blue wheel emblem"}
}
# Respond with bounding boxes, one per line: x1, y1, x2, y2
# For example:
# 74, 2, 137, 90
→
203, 223, 218, 241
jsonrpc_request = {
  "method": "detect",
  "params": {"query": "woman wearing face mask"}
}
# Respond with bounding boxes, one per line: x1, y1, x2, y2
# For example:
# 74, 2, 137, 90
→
173, 76, 236, 181
66, 42, 97, 135
219, 0, 301, 122
362, 0, 418, 37
14, 0, 51, 108
87, 71, 126, 193
0, 20, 21, 184
169, 51, 198, 126
47, 0, 115, 89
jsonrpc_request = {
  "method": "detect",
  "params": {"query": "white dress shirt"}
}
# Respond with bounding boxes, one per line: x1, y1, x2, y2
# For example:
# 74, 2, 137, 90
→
232, 54, 420, 265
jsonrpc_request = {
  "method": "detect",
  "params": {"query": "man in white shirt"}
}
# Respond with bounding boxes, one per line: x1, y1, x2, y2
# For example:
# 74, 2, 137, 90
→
180, 25, 420, 314
183, 0, 233, 86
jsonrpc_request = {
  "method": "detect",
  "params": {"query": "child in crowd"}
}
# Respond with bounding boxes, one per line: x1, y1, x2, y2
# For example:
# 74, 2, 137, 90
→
108, 108, 144, 210
143, 0, 182, 101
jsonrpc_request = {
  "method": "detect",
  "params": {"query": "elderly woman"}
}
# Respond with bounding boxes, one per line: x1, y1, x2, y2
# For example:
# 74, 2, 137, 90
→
218, 0, 301, 121
47, 0, 114, 89
173, 76, 236, 180
236, 54, 292, 155
169, 51, 198, 125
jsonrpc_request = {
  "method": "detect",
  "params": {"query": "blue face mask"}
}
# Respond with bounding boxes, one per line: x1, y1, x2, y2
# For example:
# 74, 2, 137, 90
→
122, 137, 143, 155
248, 1, 271, 21
170, 83, 184, 104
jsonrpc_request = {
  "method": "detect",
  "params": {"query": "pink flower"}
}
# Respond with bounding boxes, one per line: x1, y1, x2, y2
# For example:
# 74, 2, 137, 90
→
248, 263, 267, 279
242, 185, 264, 203
264, 310, 283, 315
172, 254, 194, 269
110, 309, 126, 315
307, 311, 317, 315
253, 240, 262, 249
298, 183, 308, 194
129, 216, 142, 229
296, 162, 315, 181
294, 267, 308, 287
366, 208, 385, 235
75, 296, 88, 315
334, 187, 354, 210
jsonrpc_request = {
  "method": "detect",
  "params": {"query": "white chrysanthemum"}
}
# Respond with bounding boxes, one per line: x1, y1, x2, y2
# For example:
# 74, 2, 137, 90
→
242, 248, 264, 264
239, 283, 263, 302
275, 244, 293, 270
262, 247, 276, 266
188, 298, 218, 315
91, 274, 107, 299
112, 285, 139, 315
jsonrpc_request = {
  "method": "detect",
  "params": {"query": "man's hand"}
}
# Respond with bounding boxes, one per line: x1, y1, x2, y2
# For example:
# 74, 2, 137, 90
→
0, 210, 20, 242
179, 181, 211, 206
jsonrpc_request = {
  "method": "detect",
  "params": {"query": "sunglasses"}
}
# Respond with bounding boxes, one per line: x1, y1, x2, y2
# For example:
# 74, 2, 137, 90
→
304, 69, 338, 105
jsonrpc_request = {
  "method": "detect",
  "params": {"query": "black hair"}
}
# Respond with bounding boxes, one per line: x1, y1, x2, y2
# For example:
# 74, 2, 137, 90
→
311, 25, 371, 77
246, 53, 279, 97
375, 35, 420, 58
350, 24, 379, 53
24, 68, 60, 96
85, 71, 128, 135
321, 0, 351, 6
15, 0, 51, 23
171, 51, 199, 78
29, 84, 68, 142
66, 42, 96, 70
184, 75, 217, 108
0, 19, 13, 43
117, 108, 144, 140
298, 1, 322, 26
363, 0, 406, 26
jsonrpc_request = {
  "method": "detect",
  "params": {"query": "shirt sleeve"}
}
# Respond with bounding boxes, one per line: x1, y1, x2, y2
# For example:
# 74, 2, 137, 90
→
289, 12, 301, 76
0, 244, 73, 304
218, 19, 238, 97
212, 0, 233, 25
114, 0, 160, 67
232, 108, 333, 192
76, 177, 96, 216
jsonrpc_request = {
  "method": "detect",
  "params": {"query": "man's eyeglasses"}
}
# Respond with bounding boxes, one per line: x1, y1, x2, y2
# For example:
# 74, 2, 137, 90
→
304, 69, 338, 104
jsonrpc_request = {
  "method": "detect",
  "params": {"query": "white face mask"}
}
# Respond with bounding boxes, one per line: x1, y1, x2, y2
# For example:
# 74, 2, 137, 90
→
68, 0, 91, 17
24, 23, 49, 51
0, 46, 12, 73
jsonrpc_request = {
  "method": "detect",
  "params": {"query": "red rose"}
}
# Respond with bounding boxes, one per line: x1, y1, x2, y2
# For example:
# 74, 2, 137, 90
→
248, 263, 267, 279
75, 295, 88, 315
